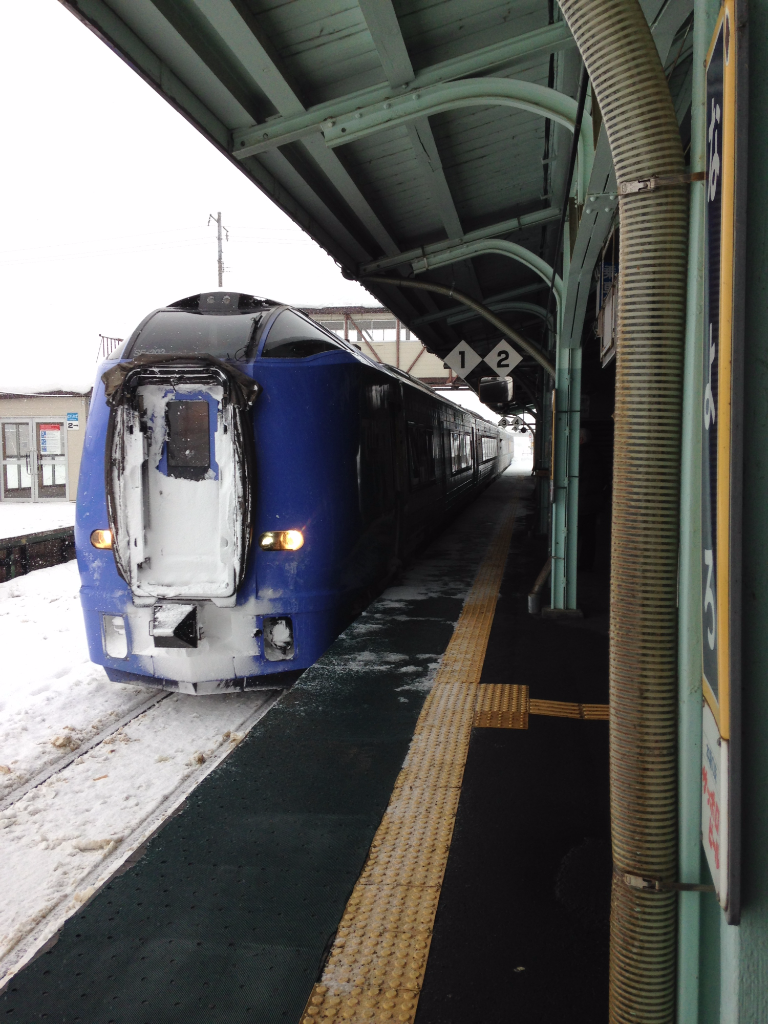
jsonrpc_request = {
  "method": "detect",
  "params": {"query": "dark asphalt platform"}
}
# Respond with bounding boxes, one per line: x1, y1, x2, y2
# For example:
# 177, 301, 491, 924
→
1, 472, 611, 1023
415, 509, 611, 1024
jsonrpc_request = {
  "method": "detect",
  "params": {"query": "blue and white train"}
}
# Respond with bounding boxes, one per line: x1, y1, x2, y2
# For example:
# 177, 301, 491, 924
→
75, 291, 514, 693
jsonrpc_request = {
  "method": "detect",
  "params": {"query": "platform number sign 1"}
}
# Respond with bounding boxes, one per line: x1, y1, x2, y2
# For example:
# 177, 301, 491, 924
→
443, 341, 482, 380
701, 0, 746, 923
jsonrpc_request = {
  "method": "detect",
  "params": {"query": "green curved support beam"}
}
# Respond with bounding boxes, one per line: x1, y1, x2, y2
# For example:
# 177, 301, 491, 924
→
235, 78, 594, 202
411, 238, 564, 329
359, 207, 561, 276
446, 300, 553, 327
324, 79, 593, 202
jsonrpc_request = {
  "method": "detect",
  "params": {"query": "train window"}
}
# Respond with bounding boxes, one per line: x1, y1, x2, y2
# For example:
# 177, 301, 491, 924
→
450, 432, 473, 474
358, 383, 397, 524
130, 311, 261, 359
261, 310, 343, 358
407, 423, 437, 488
166, 400, 210, 481
481, 436, 498, 462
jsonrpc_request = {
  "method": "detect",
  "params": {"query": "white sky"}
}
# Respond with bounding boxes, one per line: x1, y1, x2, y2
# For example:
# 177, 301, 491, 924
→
1, 0, 374, 392
0, 0, 507, 423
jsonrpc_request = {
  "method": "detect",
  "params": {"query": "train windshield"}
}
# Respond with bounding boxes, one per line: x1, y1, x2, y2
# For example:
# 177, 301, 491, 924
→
130, 311, 260, 359
261, 310, 343, 358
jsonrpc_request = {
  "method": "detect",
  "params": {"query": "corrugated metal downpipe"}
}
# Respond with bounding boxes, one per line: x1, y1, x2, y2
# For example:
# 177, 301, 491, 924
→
556, 2, 687, 1021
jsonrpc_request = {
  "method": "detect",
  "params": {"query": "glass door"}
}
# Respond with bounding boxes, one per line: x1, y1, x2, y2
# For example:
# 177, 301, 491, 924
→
2, 421, 33, 500
35, 422, 67, 499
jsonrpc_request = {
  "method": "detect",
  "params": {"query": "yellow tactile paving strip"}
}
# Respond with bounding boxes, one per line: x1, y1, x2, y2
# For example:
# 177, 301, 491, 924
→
300, 498, 520, 1024
472, 684, 609, 728
529, 698, 609, 721
474, 682, 529, 728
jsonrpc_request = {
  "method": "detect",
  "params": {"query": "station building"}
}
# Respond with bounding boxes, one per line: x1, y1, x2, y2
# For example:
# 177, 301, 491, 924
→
0, 391, 90, 503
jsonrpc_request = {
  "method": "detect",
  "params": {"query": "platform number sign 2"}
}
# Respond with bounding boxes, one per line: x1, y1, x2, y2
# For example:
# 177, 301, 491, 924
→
701, 0, 746, 923
485, 340, 522, 377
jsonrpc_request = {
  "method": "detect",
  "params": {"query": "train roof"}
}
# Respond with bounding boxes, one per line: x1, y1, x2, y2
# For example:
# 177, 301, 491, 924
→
120, 291, 502, 429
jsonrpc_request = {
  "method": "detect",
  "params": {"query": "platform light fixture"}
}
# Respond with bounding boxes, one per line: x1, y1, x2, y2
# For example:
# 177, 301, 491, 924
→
90, 529, 113, 549
259, 530, 304, 551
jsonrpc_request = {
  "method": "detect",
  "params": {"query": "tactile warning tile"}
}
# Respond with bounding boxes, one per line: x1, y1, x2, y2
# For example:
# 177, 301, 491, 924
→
305, 885, 440, 1019
474, 683, 530, 729
358, 785, 462, 888
301, 499, 519, 1024
529, 699, 609, 720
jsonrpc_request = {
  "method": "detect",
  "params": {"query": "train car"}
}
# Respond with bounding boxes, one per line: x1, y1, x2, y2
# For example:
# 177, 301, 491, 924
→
75, 291, 514, 693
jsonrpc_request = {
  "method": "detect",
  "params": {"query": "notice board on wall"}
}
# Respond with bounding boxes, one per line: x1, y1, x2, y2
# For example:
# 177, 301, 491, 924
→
701, 0, 747, 924
38, 424, 62, 456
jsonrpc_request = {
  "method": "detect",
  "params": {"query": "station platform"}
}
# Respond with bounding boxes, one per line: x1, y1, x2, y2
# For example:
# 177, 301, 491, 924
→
0, 470, 610, 1023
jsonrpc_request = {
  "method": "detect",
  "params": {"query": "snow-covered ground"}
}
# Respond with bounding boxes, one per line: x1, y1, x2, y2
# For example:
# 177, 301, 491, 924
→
0, 501, 76, 540
0, 560, 281, 986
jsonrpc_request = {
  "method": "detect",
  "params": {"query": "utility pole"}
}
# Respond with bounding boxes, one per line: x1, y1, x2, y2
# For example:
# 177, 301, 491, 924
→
207, 211, 229, 287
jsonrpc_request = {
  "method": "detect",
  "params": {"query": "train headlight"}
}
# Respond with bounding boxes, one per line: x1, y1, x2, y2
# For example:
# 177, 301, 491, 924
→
259, 530, 304, 551
91, 529, 113, 549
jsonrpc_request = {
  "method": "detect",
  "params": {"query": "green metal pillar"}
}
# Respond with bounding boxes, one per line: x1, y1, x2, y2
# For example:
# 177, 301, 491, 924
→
538, 380, 553, 535
550, 344, 582, 609
551, 341, 569, 607
550, 217, 582, 611
677, 0, 717, 1018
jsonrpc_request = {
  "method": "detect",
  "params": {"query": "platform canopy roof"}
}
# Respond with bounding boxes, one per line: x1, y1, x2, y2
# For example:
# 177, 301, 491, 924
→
60, 0, 694, 404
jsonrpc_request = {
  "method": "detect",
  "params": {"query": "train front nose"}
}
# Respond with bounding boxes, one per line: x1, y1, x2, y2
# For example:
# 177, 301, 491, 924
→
106, 365, 251, 604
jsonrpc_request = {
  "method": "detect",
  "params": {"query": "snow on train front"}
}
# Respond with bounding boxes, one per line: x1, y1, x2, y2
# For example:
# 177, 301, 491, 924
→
75, 290, 343, 693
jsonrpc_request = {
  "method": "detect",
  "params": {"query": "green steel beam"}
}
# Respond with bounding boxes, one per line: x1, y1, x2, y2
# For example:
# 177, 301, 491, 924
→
409, 283, 546, 327
321, 79, 593, 204
357, 0, 413, 87
237, 78, 593, 205
232, 21, 575, 156
445, 301, 553, 327
359, 207, 561, 276
409, 238, 564, 324
357, 0, 482, 299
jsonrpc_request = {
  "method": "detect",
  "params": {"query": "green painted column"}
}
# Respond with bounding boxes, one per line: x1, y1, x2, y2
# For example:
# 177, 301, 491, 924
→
565, 346, 582, 610
677, 0, 718, 1018
550, 219, 582, 611
551, 339, 569, 607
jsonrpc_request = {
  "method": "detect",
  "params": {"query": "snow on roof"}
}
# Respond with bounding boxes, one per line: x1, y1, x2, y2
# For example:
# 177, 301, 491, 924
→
0, 386, 92, 398
300, 306, 389, 316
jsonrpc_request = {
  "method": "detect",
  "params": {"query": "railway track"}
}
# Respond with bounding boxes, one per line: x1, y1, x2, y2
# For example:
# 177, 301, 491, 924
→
0, 690, 170, 814
0, 688, 283, 990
